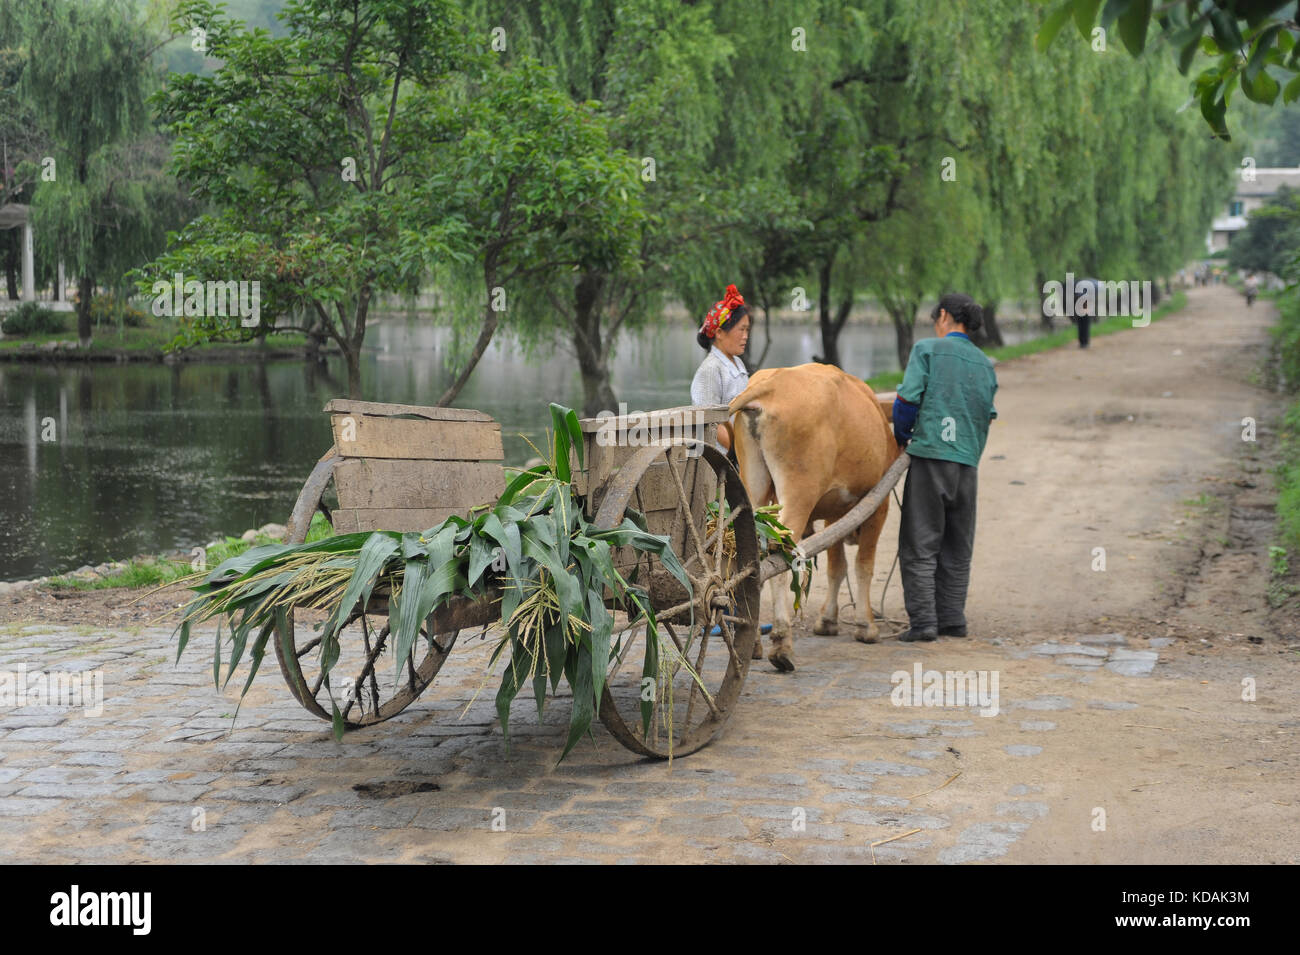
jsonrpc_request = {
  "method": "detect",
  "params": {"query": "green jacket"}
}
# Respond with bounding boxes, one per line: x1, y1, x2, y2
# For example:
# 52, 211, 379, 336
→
896, 332, 998, 467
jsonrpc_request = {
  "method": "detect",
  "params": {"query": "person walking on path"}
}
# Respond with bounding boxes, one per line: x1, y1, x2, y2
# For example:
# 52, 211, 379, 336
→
1072, 276, 1100, 348
891, 293, 999, 641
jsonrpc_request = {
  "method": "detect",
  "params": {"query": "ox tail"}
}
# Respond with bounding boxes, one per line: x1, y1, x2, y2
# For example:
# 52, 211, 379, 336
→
729, 399, 773, 509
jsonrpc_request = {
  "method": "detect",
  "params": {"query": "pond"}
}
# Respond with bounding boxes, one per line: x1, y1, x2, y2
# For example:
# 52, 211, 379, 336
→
0, 313, 1050, 581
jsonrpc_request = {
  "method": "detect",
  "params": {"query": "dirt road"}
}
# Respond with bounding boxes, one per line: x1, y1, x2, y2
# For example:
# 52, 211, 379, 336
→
795, 283, 1297, 862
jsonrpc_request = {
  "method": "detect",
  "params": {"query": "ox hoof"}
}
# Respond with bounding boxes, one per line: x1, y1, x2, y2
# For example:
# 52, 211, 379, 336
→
752, 639, 765, 660
855, 630, 879, 645
813, 619, 838, 636
768, 650, 795, 673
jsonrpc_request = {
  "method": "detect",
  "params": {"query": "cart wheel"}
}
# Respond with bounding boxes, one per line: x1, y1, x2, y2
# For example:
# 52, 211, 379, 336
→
273, 606, 459, 727
592, 441, 761, 758
272, 447, 456, 727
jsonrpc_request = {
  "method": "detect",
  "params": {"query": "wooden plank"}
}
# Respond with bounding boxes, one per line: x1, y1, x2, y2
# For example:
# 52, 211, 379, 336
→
330, 414, 503, 461
323, 399, 494, 422
333, 459, 504, 511
331, 507, 466, 534
875, 391, 896, 423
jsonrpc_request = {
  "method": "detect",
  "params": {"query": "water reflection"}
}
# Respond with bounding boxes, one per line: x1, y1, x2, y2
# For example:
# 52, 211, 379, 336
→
0, 315, 1046, 580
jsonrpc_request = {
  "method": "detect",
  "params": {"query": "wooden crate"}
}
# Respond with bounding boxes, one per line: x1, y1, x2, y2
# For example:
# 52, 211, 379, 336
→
324, 399, 505, 533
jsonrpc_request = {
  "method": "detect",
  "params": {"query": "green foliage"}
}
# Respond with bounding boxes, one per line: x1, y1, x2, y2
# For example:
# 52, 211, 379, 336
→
1038, 0, 1300, 139
1267, 287, 1300, 566
0, 303, 67, 336
89, 294, 147, 328
2, 0, 194, 344
1277, 400, 1300, 554
47, 524, 313, 591
1228, 186, 1300, 278
136, 0, 646, 402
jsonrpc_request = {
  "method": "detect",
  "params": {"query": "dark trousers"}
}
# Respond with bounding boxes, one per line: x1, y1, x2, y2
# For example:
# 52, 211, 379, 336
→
899, 455, 978, 632
1074, 313, 1091, 348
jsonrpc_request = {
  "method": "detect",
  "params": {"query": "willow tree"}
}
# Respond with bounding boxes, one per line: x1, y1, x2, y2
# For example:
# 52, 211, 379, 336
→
419, 59, 645, 408
1039, 0, 1300, 139
695, 0, 997, 370
2, 0, 178, 345
463, 0, 735, 415
0, 41, 48, 299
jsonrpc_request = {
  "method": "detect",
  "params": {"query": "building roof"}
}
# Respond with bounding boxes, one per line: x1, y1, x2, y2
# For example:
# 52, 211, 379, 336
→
0, 203, 29, 230
1238, 168, 1300, 196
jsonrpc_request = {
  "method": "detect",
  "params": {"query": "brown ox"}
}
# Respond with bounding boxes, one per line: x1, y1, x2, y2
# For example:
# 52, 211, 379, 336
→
728, 363, 900, 672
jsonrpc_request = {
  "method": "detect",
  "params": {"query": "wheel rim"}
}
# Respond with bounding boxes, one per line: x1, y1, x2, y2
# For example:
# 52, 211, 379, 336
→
272, 606, 458, 727
594, 442, 760, 758
272, 455, 456, 727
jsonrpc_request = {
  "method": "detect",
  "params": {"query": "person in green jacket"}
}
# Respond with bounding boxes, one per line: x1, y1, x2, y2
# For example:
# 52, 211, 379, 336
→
890, 293, 999, 641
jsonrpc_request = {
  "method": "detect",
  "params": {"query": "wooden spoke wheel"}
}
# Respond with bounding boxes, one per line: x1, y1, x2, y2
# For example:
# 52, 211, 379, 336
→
273, 604, 460, 727
271, 448, 457, 727
592, 441, 761, 758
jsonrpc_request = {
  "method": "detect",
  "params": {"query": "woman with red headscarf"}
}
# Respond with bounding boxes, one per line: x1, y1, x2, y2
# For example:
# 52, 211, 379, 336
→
690, 283, 751, 451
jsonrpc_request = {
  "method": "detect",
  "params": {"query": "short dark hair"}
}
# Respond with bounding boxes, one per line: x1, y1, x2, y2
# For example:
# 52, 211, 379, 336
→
697, 303, 750, 351
931, 293, 982, 334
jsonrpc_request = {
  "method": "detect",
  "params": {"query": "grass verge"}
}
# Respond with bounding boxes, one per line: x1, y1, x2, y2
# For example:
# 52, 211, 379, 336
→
0, 319, 310, 354
46, 513, 335, 591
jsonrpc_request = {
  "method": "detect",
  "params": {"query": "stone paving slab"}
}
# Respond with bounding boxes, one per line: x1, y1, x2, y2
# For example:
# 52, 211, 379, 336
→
0, 621, 1289, 864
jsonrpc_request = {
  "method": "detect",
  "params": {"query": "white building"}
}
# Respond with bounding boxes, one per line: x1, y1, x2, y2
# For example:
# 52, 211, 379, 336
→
1207, 166, 1300, 253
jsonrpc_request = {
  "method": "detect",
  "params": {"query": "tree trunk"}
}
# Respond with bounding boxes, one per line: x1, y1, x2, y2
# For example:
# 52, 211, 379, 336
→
890, 301, 916, 371
436, 262, 500, 407
77, 274, 94, 348
305, 309, 326, 363
344, 289, 373, 399
342, 342, 363, 398
817, 259, 841, 367
980, 300, 1005, 348
1035, 271, 1053, 331
3, 234, 17, 300
752, 297, 773, 370
572, 270, 616, 418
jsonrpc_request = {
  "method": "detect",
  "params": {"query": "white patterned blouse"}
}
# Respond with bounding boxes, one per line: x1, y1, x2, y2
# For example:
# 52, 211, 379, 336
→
690, 345, 749, 408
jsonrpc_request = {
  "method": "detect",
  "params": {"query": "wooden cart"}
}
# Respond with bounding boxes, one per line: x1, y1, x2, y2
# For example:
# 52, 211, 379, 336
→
275, 399, 767, 758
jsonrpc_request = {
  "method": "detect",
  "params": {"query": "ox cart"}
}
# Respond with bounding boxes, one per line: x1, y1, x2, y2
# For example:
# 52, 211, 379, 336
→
270, 397, 909, 759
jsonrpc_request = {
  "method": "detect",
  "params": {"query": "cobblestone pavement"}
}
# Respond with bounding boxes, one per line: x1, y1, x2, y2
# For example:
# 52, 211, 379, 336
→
1, 620, 1293, 864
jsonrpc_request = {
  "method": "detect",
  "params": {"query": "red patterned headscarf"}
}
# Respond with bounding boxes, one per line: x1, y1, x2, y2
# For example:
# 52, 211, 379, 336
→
700, 284, 745, 339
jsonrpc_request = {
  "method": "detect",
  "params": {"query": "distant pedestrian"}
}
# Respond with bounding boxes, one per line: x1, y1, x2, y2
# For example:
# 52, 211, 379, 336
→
891, 293, 999, 641
1245, 273, 1258, 306
1072, 277, 1099, 349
